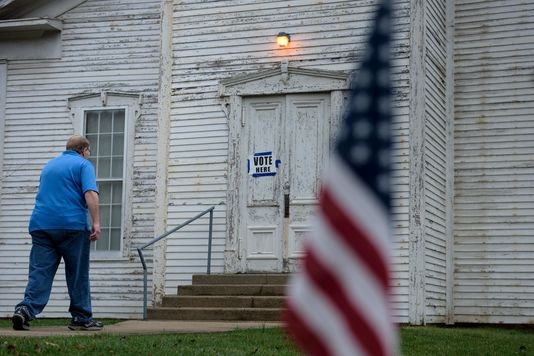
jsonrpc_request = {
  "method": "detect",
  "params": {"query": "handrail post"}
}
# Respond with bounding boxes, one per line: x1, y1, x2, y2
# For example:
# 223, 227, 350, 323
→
207, 208, 213, 274
137, 247, 148, 320
143, 266, 147, 320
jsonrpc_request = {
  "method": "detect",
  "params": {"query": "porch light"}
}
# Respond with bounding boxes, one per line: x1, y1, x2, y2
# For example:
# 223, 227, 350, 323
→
276, 32, 290, 47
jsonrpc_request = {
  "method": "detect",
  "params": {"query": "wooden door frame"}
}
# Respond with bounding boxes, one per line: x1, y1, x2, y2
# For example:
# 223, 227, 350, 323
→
219, 61, 349, 273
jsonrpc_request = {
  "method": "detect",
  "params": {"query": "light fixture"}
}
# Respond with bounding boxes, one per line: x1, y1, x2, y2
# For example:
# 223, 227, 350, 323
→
276, 32, 290, 47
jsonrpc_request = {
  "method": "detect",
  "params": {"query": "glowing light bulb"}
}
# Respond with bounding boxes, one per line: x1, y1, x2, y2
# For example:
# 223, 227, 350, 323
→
276, 32, 290, 47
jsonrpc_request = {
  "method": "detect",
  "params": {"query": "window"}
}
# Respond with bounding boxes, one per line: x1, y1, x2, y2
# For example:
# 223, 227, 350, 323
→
68, 91, 139, 257
85, 109, 125, 251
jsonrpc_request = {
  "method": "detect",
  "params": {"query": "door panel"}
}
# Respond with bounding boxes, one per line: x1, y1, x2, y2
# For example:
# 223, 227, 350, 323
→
240, 93, 331, 272
247, 102, 283, 205
287, 95, 329, 200
243, 98, 285, 271
285, 95, 330, 270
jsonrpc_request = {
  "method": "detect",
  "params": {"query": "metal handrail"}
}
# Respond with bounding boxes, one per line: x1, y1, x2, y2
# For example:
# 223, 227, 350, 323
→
137, 205, 216, 320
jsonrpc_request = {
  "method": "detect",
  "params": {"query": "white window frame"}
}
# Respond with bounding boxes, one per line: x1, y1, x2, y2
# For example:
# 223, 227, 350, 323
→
68, 91, 140, 259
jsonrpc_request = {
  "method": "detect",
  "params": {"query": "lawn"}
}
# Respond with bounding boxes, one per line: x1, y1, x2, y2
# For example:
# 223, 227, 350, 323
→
401, 325, 533, 356
1, 319, 533, 355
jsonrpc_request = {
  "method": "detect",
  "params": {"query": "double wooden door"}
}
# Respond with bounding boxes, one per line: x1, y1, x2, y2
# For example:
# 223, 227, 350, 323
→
235, 93, 331, 272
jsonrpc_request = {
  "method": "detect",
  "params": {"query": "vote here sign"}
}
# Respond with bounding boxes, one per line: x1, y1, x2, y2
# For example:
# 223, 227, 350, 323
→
248, 151, 280, 177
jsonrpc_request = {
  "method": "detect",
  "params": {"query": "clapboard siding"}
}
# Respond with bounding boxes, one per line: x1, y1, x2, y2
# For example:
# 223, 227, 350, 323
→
0, 0, 161, 319
166, 0, 412, 322
453, 0, 534, 323
391, 99, 410, 320
423, 0, 448, 322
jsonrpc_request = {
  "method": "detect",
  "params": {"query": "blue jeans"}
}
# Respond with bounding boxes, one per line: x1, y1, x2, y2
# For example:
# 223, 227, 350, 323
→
16, 230, 93, 321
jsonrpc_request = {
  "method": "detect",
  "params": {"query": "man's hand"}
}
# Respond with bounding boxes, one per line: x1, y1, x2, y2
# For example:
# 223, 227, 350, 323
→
90, 223, 101, 241
85, 190, 101, 241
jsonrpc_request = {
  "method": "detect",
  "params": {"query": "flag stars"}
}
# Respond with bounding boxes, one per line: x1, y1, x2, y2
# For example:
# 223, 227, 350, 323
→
333, 0, 392, 209
378, 14, 391, 36
378, 44, 390, 63
353, 92, 371, 112
377, 69, 389, 87
353, 119, 372, 139
357, 70, 372, 87
363, 46, 374, 62
351, 144, 371, 165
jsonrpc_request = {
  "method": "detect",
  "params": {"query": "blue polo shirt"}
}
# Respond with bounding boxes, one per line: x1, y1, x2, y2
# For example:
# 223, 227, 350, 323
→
29, 150, 99, 232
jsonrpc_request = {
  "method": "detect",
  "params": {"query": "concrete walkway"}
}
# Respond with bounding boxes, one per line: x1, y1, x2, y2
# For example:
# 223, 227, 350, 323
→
0, 320, 283, 337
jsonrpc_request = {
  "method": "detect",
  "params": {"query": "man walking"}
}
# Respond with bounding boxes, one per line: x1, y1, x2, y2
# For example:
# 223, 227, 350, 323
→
12, 135, 103, 331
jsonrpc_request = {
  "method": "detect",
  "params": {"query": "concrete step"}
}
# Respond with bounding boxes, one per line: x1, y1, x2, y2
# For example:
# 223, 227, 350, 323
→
147, 307, 283, 321
192, 273, 290, 285
162, 295, 285, 308
148, 274, 291, 322
178, 284, 286, 296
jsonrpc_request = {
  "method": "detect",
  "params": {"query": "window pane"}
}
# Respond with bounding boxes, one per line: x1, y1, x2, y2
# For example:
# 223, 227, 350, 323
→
86, 134, 98, 153
112, 157, 123, 178
110, 228, 121, 250
99, 182, 111, 204
112, 182, 122, 204
97, 157, 111, 178
100, 111, 113, 132
100, 205, 110, 227
98, 134, 112, 156
96, 228, 110, 251
113, 111, 125, 132
111, 205, 122, 227
86, 112, 99, 133
112, 133, 124, 156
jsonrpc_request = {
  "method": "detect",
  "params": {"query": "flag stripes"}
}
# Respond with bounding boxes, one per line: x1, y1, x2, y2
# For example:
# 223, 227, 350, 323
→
285, 158, 395, 355
287, 269, 370, 355
304, 248, 387, 356
284, 306, 330, 355
320, 188, 389, 289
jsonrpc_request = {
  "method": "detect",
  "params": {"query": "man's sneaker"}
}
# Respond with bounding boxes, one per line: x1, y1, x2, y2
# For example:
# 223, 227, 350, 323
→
12, 306, 30, 331
68, 318, 103, 331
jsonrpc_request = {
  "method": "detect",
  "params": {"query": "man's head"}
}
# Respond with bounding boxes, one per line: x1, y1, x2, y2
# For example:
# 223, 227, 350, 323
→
66, 135, 91, 158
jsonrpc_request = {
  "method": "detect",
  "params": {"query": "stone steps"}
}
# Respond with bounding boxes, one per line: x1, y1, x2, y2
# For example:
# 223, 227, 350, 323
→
177, 284, 286, 296
162, 295, 285, 308
147, 273, 289, 321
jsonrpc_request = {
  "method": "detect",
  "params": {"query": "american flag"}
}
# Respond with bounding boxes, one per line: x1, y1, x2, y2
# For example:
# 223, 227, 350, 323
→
284, 1, 397, 355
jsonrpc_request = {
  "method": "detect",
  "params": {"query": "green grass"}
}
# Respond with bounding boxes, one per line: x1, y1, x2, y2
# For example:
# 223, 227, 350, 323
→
401, 325, 534, 356
1, 326, 298, 356
1, 320, 534, 355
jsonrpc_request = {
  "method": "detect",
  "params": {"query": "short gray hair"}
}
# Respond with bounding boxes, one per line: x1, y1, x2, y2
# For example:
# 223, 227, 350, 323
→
66, 135, 90, 154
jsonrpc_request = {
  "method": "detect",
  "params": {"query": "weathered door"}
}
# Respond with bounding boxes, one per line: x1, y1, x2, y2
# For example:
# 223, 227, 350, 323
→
240, 93, 331, 272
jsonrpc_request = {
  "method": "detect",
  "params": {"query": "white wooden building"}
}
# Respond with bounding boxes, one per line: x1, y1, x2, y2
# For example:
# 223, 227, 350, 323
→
0, 0, 533, 325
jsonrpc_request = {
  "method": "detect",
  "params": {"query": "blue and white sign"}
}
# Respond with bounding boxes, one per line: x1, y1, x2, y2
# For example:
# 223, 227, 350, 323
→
248, 151, 281, 177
